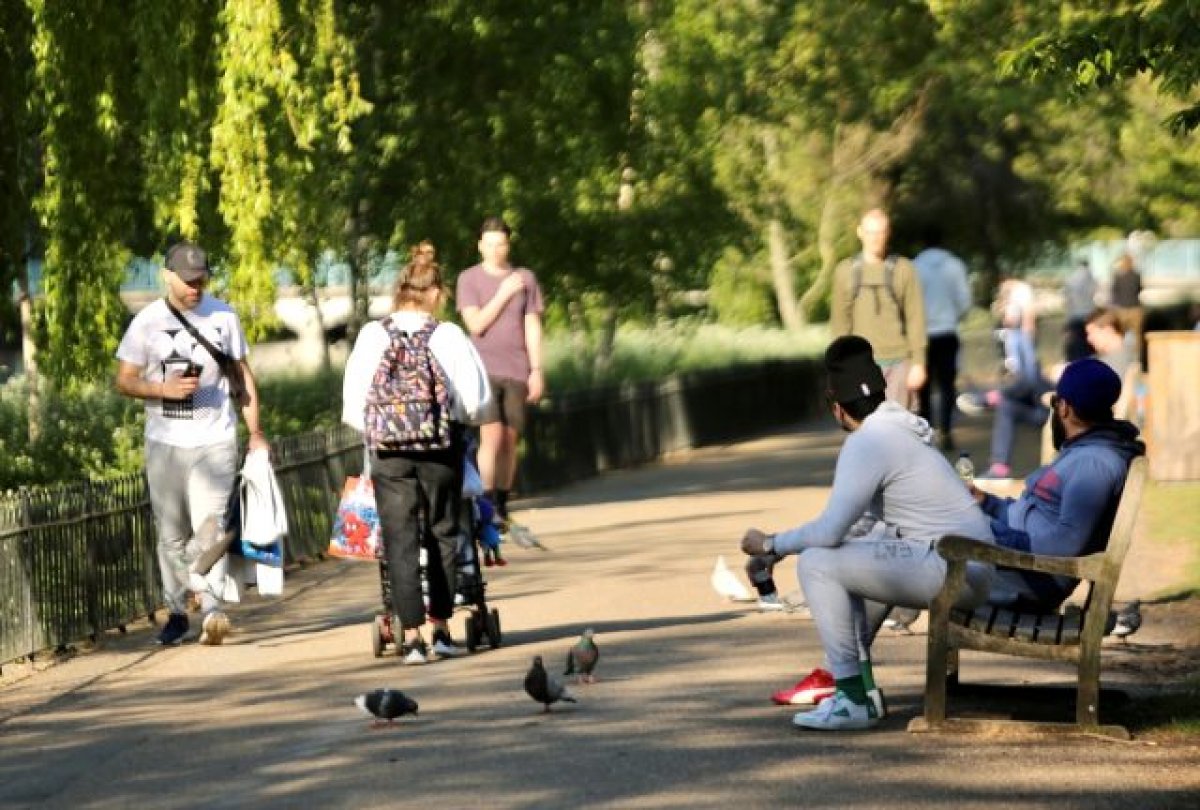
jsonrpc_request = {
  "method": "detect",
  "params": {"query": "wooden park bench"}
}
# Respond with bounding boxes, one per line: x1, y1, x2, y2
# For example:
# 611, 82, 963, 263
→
908, 455, 1148, 740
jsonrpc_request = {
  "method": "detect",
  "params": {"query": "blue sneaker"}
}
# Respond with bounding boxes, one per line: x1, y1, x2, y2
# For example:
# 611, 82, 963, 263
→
155, 612, 189, 646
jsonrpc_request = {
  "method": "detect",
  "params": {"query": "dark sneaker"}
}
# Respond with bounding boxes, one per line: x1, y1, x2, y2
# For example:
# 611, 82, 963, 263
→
431, 627, 468, 658
156, 612, 190, 646
400, 637, 429, 665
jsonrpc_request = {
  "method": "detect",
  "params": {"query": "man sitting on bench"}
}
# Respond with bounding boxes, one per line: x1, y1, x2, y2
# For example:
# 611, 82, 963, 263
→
974, 357, 1145, 610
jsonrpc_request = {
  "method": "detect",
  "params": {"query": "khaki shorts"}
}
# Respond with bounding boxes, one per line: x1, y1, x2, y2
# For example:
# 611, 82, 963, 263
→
481, 376, 529, 432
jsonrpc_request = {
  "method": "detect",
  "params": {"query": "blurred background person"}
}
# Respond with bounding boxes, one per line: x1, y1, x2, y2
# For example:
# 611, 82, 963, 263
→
1109, 253, 1144, 361
913, 224, 971, 452
1062, 260, 1098, 362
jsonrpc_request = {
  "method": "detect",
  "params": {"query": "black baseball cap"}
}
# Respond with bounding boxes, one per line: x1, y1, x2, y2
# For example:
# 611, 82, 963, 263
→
165, 242, 210, 282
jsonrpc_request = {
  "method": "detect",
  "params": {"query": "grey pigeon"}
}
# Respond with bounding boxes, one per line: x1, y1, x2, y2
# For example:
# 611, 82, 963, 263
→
525, 655, 576, 712
1111, 600, 1142, 642
354, 689, 419, 727
564, 628, 600, 684
508, 522, 546, 551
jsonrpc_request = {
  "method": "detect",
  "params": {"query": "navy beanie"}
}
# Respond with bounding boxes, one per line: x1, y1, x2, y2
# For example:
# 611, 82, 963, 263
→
825, 336, 887, 403
1056, 357, 1122, 421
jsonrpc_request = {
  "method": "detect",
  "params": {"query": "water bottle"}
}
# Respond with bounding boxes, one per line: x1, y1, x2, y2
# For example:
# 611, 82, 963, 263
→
954, 452, 975, 484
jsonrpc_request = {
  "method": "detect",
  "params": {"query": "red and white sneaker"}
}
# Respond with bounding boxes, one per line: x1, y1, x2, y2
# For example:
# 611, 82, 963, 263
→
771, 668, 836, 706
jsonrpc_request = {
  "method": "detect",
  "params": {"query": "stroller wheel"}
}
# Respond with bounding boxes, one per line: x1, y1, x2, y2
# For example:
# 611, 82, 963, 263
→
371, 615, 385, 658
485, 608, 502, 648
464, 614, 480, 653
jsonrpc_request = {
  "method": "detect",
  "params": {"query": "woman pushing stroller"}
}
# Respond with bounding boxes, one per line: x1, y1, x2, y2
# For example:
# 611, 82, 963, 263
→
342, 242, 491, 664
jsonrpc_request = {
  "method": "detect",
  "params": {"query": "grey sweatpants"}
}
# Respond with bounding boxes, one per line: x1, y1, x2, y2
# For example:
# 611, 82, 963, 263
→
145, 439, 238, 615
879, 358, 913, 409
796, 523, 992, 679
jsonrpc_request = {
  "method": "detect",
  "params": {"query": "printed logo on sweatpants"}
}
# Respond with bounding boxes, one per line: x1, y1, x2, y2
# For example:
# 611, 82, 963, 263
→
874, 542, 914, 560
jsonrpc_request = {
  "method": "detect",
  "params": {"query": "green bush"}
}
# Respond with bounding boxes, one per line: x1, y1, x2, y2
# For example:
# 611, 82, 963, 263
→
541, 321, 827, 392
708, 246, 777, 327
0, 377, 145, 489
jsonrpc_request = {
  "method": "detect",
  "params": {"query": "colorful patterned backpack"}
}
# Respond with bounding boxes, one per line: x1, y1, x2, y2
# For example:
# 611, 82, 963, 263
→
364, 318, 453, 451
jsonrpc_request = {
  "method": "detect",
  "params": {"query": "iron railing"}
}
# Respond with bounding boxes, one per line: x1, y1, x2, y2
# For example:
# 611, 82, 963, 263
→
0, 359, 827, 669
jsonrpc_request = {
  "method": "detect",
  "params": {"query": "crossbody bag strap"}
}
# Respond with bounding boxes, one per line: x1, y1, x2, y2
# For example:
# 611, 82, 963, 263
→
164, 297, 236, 372
163, 298, 247, 402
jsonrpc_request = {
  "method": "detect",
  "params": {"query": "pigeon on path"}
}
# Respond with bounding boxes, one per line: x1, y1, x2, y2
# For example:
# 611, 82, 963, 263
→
508, 522, 547, 551
354, 689, 419, 727
711, 555, 754, 602
525, 655, 577, 712
564, 628, 600, 684
1111, 600, 1142, 643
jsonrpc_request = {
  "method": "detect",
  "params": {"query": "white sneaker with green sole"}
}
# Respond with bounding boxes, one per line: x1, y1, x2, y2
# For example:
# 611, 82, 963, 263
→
792, 690, 879, 731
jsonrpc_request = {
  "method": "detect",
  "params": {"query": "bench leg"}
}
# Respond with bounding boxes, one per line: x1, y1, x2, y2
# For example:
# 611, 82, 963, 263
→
1077, 647, 1101, 727
923, 617, 950, 726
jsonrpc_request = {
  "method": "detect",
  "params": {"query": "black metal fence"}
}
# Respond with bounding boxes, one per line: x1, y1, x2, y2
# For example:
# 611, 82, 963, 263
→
0, 359, 827, 668
521, 358, 826, 491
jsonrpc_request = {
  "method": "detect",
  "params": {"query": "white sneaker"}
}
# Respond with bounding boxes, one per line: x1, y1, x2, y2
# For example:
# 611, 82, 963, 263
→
400, 638, 429, 665
757, 593, 786, 612
867, 687, 887, 719
793, 691, 879, 731
199, 611, 231, 646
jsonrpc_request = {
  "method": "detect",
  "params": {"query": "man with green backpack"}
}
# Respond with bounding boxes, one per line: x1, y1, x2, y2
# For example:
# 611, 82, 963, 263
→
829, 208, 928, 407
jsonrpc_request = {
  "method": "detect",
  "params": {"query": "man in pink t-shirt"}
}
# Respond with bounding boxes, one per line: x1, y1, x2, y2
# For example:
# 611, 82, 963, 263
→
455, 217, 545, 521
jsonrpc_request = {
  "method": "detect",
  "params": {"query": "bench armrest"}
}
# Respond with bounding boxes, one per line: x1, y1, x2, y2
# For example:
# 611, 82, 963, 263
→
936, 534, 1104, 581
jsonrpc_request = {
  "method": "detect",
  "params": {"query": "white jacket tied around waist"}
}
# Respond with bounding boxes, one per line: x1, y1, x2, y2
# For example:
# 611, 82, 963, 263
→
341, 312, 491, 431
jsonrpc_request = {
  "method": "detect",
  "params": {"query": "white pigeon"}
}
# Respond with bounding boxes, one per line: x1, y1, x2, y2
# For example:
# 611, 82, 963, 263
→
711, 555, 754, 602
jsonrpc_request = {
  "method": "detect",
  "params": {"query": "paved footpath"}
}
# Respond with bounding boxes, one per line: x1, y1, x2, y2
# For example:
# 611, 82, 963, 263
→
1, 422, 1198, 809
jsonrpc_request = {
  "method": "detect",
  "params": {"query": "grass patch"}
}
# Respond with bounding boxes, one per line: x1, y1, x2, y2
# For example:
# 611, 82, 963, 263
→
544, 322, 828, 391
1141, 481, 1200, 596
1113, 677, 1200, 741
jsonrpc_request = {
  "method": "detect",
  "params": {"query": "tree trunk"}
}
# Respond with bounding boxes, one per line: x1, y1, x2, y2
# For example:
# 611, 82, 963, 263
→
17, 267, 40, 440
344, 202, 372, 346
767, 217, 803, 329
305, 283, 332, 372
799, 181, 841, 316
594, 299, 620, 379
761, 129, 803, 330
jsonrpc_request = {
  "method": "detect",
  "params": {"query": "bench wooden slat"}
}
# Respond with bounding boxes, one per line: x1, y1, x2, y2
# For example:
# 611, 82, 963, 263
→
1013, 613, 1040, 641
991, 609, 1016, 637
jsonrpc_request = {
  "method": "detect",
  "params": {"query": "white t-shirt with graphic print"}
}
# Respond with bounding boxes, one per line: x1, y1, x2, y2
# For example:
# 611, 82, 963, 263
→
116, 296, 249, 448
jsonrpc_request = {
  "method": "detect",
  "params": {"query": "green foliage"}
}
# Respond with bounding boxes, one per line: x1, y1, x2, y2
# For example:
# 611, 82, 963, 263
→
0, 2, 36, 304
27, 0, 142, 383
542, 321, 826, 392
254, 368, 343, 436
131, 0, 220, 245
0, 376, 144, 489
708, 246, 777, 327
1002, 1, 1200, 133
8, 0, 1200, 395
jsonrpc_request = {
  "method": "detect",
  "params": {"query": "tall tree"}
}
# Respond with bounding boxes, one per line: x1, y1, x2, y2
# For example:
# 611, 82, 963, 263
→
1005, 0, 1200, 133
0, 1, 37, 362
27, 0, 144, 384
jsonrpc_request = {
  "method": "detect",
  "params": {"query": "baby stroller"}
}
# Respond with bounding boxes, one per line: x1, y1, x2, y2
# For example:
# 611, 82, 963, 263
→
370, 456, 502, 657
